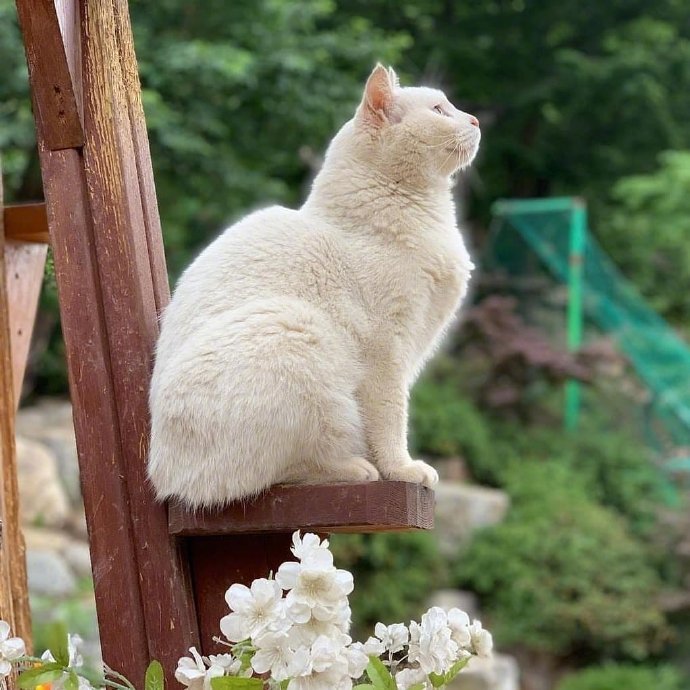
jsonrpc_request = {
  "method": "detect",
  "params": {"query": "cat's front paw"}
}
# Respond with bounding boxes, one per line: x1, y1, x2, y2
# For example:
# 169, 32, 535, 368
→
384, 459, 439, 488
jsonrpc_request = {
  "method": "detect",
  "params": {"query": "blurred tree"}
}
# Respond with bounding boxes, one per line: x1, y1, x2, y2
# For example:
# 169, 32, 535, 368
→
336, 1, 690, 226
0, 1, 39, 200
130, 0, 410, 275
456, 461, 670, 661
601, 151, 690, 322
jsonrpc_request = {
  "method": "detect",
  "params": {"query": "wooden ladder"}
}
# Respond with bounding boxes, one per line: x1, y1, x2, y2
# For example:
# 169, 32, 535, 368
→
14, 1, 434, 687
0, 165, 49, 651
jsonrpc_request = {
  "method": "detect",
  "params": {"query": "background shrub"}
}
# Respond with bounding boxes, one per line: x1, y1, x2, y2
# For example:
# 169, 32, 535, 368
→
455, 462, 669, 659
556, 663, 684, 690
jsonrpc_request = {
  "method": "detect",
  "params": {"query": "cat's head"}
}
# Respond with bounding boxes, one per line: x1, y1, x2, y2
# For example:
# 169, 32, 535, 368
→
351, 64, 480, 182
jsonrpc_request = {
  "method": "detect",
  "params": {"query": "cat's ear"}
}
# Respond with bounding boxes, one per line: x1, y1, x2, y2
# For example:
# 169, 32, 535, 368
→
357, 63, 396, 128
387, 67, 400, 88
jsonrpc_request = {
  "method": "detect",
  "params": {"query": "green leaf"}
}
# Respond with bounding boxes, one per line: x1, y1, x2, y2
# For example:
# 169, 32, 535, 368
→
47, 621, 70, 667
211, 677, 263, 690
146, 660, 165, 690
428, 672, 445, 688
365, 657, 396, 690
353, 685, 376, 690
408, 684, 427, 690
443, 657, 470, 683
64, 670, 79, 690
17, 664, 65, 689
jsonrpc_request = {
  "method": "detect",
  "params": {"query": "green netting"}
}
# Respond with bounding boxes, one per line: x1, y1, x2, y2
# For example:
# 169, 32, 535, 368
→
488, 197, 690, 452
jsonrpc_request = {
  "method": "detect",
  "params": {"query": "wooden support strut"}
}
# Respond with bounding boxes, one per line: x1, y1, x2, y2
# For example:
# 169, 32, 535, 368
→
0, 161, 33, 652
3, 204, 50, 244
16, 0, 196, 685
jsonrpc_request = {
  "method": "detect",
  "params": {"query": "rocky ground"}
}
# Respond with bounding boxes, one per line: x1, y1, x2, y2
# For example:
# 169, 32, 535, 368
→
16, 398, 516, 689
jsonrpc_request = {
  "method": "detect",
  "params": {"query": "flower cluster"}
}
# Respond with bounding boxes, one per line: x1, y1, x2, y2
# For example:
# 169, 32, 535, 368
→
176, 532, 492, 690
2, 530, 493, 690
0, 620, 25, 679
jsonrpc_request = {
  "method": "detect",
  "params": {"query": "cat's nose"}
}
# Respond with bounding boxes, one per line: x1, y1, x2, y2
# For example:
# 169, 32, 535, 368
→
469, 115, 479, 127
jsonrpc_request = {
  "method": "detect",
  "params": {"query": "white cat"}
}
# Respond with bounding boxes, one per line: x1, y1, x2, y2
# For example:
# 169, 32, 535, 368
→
148, 65, 480, 507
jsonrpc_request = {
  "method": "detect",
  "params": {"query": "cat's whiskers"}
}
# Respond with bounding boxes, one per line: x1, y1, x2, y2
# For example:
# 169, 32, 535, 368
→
437, 139, 461, 173
427, 136, 461, 150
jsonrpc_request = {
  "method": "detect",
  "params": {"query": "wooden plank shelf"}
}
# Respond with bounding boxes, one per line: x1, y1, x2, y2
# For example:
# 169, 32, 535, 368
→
169, 480, 434, 536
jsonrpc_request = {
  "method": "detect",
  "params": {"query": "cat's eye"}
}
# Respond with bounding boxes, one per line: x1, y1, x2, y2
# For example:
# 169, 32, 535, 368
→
433, 104, 446, 116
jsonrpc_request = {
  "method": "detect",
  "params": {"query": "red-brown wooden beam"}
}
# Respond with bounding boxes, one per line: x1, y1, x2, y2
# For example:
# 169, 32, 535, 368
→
0, 162, 32, 652
16, 0, 198, 685
169, 481, 435, 536
14, 0, 83, 150
3, 204, 50, 244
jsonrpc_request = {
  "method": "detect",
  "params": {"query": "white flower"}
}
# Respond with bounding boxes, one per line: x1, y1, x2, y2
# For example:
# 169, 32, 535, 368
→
361, 636, 385, 657
469, 620, 493, 658
67, 634, 84, 667
291, 618, 346, 646
291, 533, 334, 570
309, 634, 349, 675
374, 622, 409, 654
342, 642, 369, 679
252, 631, 308, 682
408, 608, 458, 675
447, 609, 471, 649
278, 562, 353, 624
220, 579, 285, 642
0, 620, 25, 678
207, 653, 248, 677
175, 648, 224, 690
394, 667, 428, 690
288, 668, 352, 690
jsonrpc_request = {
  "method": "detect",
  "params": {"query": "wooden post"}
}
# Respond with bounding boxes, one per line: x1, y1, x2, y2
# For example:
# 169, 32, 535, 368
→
0, 160, 33, 649
16, 0, 197, 685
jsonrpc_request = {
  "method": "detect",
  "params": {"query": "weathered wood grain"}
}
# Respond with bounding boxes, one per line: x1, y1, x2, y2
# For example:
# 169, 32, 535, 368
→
5, 241, 47, 409
170, 481, 435, 536
14, 0, 83, 150
80, 0, 197, 679
0, 165, 32, 649
4, 204, 50, 244
38, 143, 151, 682
112, 0, 170, 312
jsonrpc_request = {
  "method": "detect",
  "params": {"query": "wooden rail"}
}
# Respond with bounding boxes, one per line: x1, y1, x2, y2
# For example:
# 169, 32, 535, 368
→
4, 204, 49, 244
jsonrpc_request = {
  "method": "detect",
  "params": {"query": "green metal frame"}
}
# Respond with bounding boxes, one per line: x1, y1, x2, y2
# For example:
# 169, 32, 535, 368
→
492, 197, 586, 431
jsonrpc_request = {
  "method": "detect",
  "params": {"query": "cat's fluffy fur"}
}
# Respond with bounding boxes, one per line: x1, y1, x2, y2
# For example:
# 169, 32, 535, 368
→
148, 65, 480, 507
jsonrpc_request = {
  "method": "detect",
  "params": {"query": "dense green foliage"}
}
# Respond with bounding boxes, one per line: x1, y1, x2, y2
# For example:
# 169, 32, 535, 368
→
603, 151, 690, 322
556, 663, 683, 690
455, 462, 669, 659
131, 0, 410, 275
410, 372, 490, 462
330, 532, 444, 638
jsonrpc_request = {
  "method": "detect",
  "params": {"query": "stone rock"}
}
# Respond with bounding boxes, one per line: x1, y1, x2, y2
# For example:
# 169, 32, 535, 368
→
17, 437, 71, 528
17, 399, 74, 436
436, 457, 472, 483
63, 541, 92, 578
451, 654, 519, 690
434, 482, 510, 557
24, 526, 71, 553
428, 589, 480, 621
26, 549, 77, 597
38, 428, 81, 505
68, 507, 89, 539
